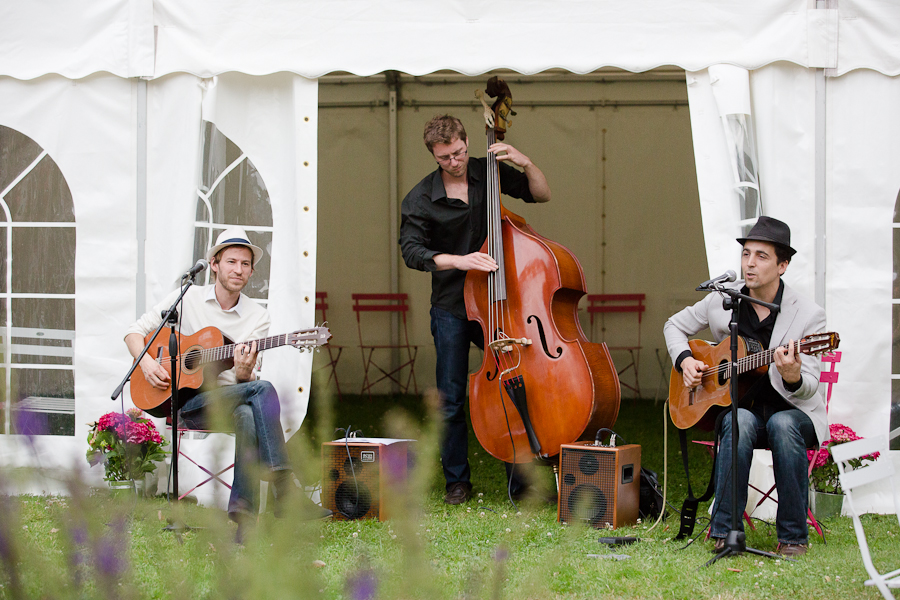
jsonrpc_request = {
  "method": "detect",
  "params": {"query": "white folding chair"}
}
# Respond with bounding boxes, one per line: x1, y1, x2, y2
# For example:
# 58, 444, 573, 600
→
833, 435, 900, 600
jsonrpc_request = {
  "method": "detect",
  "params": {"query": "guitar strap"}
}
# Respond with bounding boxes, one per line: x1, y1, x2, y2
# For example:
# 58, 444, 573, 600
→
674, 410, 727, 540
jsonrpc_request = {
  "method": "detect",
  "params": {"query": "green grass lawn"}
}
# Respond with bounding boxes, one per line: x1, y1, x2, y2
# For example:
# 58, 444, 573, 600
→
0, 393, 893, 599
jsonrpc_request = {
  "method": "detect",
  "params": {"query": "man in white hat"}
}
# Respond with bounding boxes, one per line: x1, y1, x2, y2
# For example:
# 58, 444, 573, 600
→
125, 226, 331, 541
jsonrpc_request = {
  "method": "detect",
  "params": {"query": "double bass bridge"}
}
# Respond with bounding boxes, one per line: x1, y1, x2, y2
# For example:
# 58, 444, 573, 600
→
488, 336, 532, 353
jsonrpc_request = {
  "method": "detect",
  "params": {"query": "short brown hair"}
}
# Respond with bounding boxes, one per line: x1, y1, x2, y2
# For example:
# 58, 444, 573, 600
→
423, 115, 467, 152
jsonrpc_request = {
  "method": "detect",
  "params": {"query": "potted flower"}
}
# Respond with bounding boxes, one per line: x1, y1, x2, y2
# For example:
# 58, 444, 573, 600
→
807, 423, 880, 518
86, 408, 168, 495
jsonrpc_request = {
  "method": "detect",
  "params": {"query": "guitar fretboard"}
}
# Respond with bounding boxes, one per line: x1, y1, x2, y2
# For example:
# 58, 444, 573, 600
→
199, 333, 289, 365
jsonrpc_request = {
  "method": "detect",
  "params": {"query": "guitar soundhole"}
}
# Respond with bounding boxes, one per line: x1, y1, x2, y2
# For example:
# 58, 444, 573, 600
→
184, 349, 202, 371
717, 360, 728, 386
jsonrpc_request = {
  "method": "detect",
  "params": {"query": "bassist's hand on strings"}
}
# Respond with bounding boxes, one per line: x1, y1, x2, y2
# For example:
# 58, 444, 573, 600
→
774, 339, 802, 385
489, 142, 530, 168
434, 252, 498, 272
488, 142, 551, 202
680, 356, 708, 389
234, 341, 259, 383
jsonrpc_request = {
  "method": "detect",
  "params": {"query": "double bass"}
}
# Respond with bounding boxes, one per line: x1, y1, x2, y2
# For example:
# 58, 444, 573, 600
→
464, 77, 621, 464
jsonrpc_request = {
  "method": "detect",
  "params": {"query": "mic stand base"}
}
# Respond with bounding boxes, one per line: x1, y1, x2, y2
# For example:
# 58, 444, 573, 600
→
703, 530, 794, 567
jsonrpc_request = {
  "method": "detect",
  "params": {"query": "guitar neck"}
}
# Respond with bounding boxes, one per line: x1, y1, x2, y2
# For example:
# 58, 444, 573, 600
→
199, 334, 290, 366
734, 346, 780, 376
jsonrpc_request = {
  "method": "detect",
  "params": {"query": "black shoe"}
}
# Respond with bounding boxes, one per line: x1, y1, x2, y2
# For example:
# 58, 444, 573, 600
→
444, 482, 471, 505
272, 471, 295, 519
229, 511, 254, 545
298, 493, 333, 521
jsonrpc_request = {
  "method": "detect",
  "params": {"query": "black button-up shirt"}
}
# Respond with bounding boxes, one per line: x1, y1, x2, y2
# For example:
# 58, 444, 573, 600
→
399, 157, 535, 319
737, 280, 800, 409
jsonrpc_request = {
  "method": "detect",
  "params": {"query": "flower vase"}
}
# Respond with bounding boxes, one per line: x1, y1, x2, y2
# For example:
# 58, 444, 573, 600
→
133, 477, 146, 498
809, 489, 844, 520
143, 471, 159, 498
108, 479, 134, 497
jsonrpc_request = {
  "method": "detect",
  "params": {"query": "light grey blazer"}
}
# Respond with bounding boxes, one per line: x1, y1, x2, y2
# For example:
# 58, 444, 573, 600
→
663, 280, 828, 444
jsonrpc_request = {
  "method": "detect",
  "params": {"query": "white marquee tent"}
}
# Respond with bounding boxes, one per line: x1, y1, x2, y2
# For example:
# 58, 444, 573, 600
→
1, 0, 898, 512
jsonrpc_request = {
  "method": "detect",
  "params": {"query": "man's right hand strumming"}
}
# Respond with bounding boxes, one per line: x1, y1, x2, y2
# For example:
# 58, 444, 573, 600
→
139, 356, 170, 390
681, 356, 708, 389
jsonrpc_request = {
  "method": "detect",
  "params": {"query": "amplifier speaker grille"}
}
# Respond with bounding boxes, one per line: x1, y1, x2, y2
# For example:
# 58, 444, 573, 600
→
558, 442, 640, 528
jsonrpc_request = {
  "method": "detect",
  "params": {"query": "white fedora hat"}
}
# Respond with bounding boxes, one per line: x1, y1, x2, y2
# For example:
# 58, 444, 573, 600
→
206, 226, 264, 267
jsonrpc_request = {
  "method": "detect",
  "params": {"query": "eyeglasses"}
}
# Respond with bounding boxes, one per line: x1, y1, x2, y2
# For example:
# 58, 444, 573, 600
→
435, 147, 468, 164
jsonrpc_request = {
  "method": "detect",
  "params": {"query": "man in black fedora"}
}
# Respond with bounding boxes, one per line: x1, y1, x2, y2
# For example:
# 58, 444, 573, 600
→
664, 216, 828, 557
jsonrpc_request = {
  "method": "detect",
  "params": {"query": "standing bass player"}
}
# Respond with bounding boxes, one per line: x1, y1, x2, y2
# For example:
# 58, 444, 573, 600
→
663, 216, 827, 557
125, 227, 331, 542
399, 114, 551, 505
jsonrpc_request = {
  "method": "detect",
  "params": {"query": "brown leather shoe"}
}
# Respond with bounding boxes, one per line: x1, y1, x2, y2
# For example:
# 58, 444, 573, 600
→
712, 537, 726, 553
776, 542, 808, 557
444, 482, 471, 505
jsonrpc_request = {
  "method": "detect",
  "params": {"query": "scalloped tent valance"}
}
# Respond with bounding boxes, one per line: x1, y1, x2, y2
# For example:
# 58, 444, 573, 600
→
1, 0, 898, 81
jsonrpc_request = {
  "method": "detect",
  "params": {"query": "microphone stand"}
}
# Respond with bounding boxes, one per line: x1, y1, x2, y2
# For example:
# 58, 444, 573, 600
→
111, 274, 198, 505
698, 281, 788, 566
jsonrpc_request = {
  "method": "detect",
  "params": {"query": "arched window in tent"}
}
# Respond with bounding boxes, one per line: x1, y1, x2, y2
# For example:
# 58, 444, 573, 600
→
0, 126, 76, 437
722, 113, 763, 237
194, 122, 273, 304
891, 189, 900, 450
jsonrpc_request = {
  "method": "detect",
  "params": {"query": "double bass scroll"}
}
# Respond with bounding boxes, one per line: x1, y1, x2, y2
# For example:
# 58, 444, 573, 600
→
464, 77, 621, 464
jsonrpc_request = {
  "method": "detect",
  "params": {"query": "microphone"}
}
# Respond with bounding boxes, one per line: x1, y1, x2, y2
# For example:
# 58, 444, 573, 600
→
184, 259, 209, 279
696, 269, 736, 291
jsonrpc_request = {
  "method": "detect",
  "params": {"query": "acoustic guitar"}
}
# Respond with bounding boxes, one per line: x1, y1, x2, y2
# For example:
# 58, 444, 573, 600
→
130, 325, 330, 417
668, 332, 840, 430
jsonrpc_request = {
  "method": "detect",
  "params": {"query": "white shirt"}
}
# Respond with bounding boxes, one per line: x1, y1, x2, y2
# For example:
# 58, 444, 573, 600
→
126, 284, 271, 386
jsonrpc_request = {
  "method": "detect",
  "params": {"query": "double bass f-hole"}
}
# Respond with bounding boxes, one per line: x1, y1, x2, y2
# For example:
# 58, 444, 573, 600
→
527, 315, 562, 359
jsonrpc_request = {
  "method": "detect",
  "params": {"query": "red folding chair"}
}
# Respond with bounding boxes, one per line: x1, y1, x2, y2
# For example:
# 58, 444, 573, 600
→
166, 417, 235, 501
313, 291, 344, 400
586, 294, 645, 397
352, 293, 418, 397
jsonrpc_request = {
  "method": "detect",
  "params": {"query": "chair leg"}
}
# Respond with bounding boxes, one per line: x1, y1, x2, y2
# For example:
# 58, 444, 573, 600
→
807, 509, 826, 543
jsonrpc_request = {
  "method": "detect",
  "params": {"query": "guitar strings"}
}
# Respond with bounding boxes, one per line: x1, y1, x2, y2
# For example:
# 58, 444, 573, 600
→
696, 341, 817, 382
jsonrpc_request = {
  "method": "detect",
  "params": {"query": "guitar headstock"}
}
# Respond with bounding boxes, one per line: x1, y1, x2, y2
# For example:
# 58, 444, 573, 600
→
288, 326, 331, 352
799, 332, 840, 356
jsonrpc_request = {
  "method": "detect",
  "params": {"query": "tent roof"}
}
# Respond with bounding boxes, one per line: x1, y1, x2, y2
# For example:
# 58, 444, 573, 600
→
2, 0, 898, 81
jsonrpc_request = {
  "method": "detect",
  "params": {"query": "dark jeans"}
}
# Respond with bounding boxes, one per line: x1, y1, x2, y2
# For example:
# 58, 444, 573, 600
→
430, 306, 526, 493
180, 380, 290, 516
710, 405, 817, 545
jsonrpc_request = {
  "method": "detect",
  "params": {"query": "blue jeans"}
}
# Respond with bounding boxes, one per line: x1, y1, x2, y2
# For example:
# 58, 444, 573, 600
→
430, 307, 526, 493
179, 380, 290, 516
710, 406, 816, 544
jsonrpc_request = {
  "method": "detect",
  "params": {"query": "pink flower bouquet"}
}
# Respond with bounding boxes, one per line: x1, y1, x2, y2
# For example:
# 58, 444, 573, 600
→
86, 409, 168, 482
808, 423, 880, 494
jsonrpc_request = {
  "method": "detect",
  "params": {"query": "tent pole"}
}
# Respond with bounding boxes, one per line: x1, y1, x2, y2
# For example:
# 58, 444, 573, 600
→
136, 78, 148, 317
814, 19, 827, 308
388, 72, 400, 393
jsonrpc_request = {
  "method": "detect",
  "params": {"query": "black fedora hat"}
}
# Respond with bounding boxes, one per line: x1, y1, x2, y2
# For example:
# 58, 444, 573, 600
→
736, 216, 796, 258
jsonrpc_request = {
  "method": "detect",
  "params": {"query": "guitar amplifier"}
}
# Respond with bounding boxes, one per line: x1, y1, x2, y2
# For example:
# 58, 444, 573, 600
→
557, 442, 640, 528
321, 438, 413, 521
